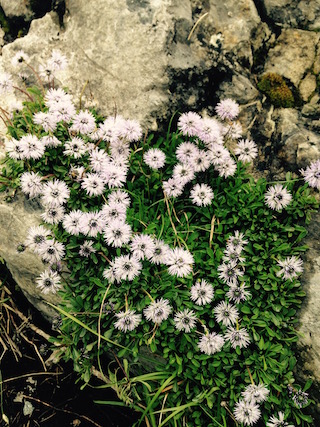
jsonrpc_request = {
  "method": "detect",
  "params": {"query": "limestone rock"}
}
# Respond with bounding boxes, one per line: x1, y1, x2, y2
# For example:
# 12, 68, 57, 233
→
0, 193, 59, 321
217, 74, 259, 104
207, 0, 261, 65
299, 73, 317, 102
0, 0, 31, 18
264, 29, 320, 87
263, 0, 320, 30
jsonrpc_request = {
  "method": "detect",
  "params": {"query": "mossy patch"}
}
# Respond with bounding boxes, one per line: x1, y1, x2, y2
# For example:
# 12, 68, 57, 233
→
258, 73, 296, 108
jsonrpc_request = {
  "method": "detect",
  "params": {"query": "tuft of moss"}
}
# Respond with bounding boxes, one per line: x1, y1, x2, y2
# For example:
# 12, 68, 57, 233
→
258, 72, 295, 108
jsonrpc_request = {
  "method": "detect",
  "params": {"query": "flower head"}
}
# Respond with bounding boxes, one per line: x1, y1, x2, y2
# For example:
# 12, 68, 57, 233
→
177, 112, 203, 137
277, 256, 303, 281
214, 301, 239, 327
130, 234, 155, 260
114, 310, 141, 332
235, 139, 258, 163
174, 309, 197, 333
143, 148, 166, 169
103, 219, 132, 247
265, 184, 292, 211
225, 326, 251, 349
190, 280, 214, 305
20, 172, 43, 199
300, 159, 320, 190
267, 412, 294, 427
233, 399, 261, 426
144, 298, 172, 324
190, 183, 214, 206
215, 99, 240, 120
241, 383, 269, 404
166, 247, 194, 278
198, 332, 225, 355
36, 270, 62, 294
79, 240, 96, 257
42, 179, 70, 207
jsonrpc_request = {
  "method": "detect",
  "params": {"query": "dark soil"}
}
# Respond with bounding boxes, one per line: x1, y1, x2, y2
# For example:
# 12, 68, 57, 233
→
0, 266, 139, 427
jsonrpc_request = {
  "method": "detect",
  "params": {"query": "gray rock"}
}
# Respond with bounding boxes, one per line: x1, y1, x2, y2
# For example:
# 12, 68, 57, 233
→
0, 0, 32, 18
0, 193, 59, 321
264, 29, 320, 87
263, 0, 320, 30
218, 74, 259, 104
299, 73, 317, 102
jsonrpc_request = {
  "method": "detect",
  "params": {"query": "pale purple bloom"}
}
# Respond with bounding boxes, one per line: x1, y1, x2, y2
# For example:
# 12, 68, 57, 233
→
101, 202, 127, 223
227, 230, 248, 251
235, 139, 258, 163
150, 240, 170, 265
144, 148, 166, 169
189, 149, 211, 173
42, 179, 70, 207
20, 134, 45, 160
101, 163, 127, 188
41, 205, 65, 225
226, 283, 251, 304
117, 119, 142, 142
207, 143, 231, 166
174, 309, 197, 333
38, 239, 65, 263
70, 110, 96, 135
41, 135, 62, 148
80, 211, 105, 237
79, 240, 96, 257
63, 210, 84, 235
177, 112, 203, 137
242, 384, 269, 404
216, 99, 240, 121
175, 142, 199, 164
63, 137, 88, 158
198, 332, 225, 355
51, 100, 76, 122
166, 247, 194, 278
144, 298, 172, 324
20, 171, 43, 198
198, 117, 224, 144
81, 173, 105, 197
214, 301, 239, 326
225, 326, 251, 349
5, 138, 26, 160
0, 72, 13, 94
48, 50, 68, 71
107, 190, 131, 208
103, 219, 132, 247
190, 279, 214, 305
36, 269, 62, 294
11, 50, 29, 67
277, 256, 303, 281
89, 148, 110, 173
190, 183, 214, 206
215, 157, 237, 178
172, 163, 195, 184
130, 234, 155, 260
233, 399, 261, 426
291, 389, 309, 408
163, 177, 184, 198
114, 309, 142, 332
300, 159, 320, 190
265, 184, 292, 211
113, 254, 142, 281
24, 225, 51, 252
33, 111, 58, 132
110, 140, 130, 159
45, 88, 72, 109
217, 261, 244, 285
267, 412, 294, 427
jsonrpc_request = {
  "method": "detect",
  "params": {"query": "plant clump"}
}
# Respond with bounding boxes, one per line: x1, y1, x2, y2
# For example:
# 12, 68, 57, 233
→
258, 73, 295, 108
0, 52, 319, 426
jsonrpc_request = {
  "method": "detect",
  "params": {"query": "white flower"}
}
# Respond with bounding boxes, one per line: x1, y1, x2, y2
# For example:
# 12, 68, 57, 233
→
217, 261, 244, 285
207, 143, 231, 166
103, 219, 132, 247
226, 283, 251, 304
24, 225, 51, 252
222, 245, 245, 264
190, 183, 214, 206
225, 326, 251, 349
0, 72, 13, 94
166, 247, 194, 278
265, 184, 292, 211
144, 148, 166, 169
267, 412, 294, 427
242, 383, 269, 404
163, 177, 184, 198
150, 240, 170, 265
198, 117, 223, 145
117, 119, 142, 142
177, 112, 203, 137
130, 234, 155, 260
277, 256, 303, 281
174, 309, 197, 333
42, 179, 70, 207
63, 137, 88, 158
215, 156, 237, 178
189, 149, 211, 173
198, 332, 225, 355
214, 301, 239, 327
101, 163, 127, 188
11, 50, 29, 67
48, 49, 68, 71
144, 298, 172, 324
107, 190, 131, 208
33, 111, 58, 132
215, 99, 239, 120
227, 230, 248, 251
79, 241, 96, 257
36, 270, 61, 294
70, 110, 96, 135
113, 255, 142, 281
235, 139, 258, 163
190, 280, 214, 305
41, 135, 62, 148
233, 399, 261, 426
81, 173, 105, 197
45, 88, 72, 109
173, 163, 195, 184
38, 239, 65, 263
300, 159, 320, 190
101, 202, 127, 223
80, 211, 106, 237
20, 171, 43, 199
20, 134, 45, 160
62, 210, 84, 235
175, 142, 199, 164
114, 310, 142, 332
41, 205, 65, 225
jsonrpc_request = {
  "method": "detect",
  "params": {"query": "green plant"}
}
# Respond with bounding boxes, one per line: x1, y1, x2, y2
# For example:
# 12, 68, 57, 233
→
0, 55, 318, 426
258, 73, 295, 108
